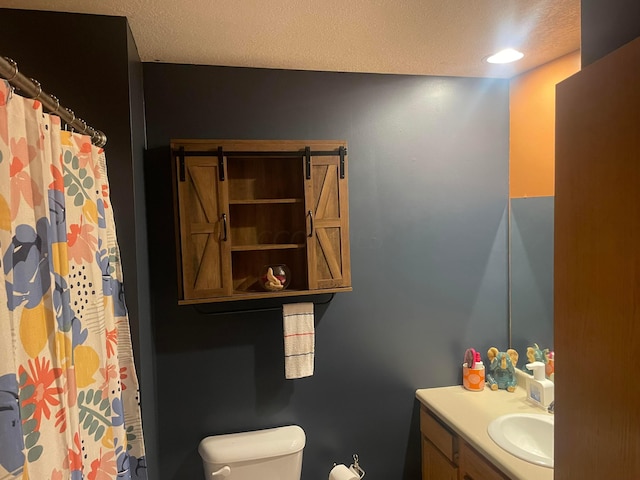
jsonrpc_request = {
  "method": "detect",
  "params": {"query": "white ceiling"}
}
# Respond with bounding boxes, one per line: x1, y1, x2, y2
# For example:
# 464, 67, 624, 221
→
0, 0, 580, 78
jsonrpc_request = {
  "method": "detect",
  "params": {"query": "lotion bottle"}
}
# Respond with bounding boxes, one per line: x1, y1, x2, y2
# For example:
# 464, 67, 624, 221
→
525, 361, 554, 408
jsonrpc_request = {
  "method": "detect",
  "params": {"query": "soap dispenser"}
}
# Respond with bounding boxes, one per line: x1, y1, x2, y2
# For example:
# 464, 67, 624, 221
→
525, 361, 554, 408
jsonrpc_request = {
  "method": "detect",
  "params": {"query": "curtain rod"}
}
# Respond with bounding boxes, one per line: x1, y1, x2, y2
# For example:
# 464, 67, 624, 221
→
0, 56, 107, 147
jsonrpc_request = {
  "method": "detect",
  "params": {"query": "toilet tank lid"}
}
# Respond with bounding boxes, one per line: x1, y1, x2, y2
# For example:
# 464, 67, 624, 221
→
199, 425, 306, 464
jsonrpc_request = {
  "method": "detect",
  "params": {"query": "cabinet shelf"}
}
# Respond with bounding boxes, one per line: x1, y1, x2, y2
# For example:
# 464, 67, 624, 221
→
231, 243, 306, 252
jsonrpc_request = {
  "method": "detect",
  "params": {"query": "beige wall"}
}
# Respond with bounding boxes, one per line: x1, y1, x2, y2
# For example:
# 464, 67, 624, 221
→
509, 51, 581, 198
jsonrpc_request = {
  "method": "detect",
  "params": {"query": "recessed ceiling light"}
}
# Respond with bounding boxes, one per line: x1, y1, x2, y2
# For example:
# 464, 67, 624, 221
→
486, 49, 524, 64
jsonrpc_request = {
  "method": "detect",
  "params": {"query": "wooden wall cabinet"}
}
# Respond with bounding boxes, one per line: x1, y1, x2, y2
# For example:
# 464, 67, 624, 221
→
420, 406, 509, 480
171, 139, 352, 304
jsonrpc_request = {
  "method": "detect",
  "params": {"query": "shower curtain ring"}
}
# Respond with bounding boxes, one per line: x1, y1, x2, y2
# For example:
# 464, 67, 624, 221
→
88, 127, 99, 144
50, 95, 60, 114
30, 78, 42, 100
78, 119, 88, 134
3, 57, 19, 81
65, 108, 76, 131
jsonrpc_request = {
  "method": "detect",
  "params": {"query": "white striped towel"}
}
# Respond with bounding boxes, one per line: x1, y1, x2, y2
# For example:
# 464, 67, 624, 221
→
283, 302, 315, 379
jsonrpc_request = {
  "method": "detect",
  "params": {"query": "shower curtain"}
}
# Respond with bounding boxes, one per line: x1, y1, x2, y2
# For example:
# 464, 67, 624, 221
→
0, 80, 147, 479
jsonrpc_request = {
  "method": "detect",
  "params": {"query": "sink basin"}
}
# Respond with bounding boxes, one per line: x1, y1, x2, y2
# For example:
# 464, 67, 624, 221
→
487, 413, 554, 468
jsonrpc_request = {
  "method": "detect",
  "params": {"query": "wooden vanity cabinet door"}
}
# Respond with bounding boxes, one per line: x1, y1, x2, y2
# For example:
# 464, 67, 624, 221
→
420, 407, 457, 462
459, 439, 509, 480
422, 438, 457, 480
420, 406, 458, 479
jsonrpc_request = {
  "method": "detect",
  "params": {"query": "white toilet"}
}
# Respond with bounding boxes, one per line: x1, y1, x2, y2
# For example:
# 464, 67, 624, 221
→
199, 425, 306, 479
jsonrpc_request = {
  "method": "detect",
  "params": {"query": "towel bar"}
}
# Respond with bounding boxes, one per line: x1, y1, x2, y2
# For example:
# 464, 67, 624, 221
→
192, 293, 334, 316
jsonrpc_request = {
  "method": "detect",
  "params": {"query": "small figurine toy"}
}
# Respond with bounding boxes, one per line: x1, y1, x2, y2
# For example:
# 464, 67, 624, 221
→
524, 343, 550, 375
486, 347, 519, 392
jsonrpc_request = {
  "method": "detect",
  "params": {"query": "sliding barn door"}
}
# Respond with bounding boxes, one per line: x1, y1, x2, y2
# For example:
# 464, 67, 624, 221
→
175, 155, 232, 300
305, 151, 351, 289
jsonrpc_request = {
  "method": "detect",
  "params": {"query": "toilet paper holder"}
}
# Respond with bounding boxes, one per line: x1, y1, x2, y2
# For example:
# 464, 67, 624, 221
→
333, 454, 365, 479
350, 454, 365, 479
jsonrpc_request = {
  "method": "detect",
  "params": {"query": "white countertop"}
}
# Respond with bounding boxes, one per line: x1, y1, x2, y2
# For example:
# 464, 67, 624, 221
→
415, 385, 553, 480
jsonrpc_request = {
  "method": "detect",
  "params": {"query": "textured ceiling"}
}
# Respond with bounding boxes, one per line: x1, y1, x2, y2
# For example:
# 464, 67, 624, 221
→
0, 0, 580, 78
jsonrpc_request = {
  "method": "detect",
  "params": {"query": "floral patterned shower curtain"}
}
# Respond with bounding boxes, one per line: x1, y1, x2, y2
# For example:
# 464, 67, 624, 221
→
0, 80, 147, 479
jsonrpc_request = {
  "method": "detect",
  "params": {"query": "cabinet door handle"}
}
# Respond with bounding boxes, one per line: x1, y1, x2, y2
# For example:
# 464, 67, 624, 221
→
221, 213, 228, 241
307, 210, 314, 237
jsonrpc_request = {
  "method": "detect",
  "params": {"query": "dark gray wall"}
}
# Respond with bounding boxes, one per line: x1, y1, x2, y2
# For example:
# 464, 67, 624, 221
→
126, 22, 159, 478
143, 63, 510, 479
0, 9, 157, 478
582, 0, 640, 66
510, 197, 554, 358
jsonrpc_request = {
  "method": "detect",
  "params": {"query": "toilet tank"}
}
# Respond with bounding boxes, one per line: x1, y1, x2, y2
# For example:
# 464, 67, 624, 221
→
199, 425, 306, 480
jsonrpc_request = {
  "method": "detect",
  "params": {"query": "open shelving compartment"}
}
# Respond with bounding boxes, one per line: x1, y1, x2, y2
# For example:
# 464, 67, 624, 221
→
227, 154, 309, 295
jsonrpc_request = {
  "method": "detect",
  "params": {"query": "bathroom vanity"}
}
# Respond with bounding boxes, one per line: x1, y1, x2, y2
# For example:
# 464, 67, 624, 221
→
416, 386, 553, 480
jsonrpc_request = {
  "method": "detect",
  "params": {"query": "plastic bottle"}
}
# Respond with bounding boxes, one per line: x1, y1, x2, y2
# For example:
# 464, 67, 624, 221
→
525, 361, 554, 408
